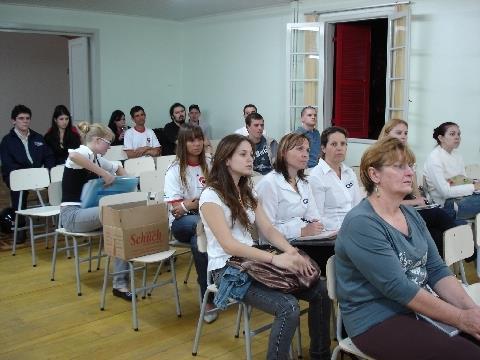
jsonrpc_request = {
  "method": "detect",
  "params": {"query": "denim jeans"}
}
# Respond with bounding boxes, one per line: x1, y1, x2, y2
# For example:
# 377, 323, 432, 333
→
444, 194, 480, 221
240, 278, 330, 360
171, 214, 209, 301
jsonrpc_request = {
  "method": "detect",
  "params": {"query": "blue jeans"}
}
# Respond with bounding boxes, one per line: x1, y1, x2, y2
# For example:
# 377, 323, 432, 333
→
240, 279, 330, 360
444, 194, 480, 221
171, 214, 209, 301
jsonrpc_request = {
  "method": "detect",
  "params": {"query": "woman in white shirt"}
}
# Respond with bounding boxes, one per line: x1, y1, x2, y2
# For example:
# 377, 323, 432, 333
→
309, 126, 362, 230
200, 134, 331, 360
163, 124, 215, 323
423, 122, 480, 220
60, 122, 132, 301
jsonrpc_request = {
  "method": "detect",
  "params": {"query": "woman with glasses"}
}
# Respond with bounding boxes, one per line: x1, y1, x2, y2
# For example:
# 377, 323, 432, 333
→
379, 119, 457, 256
336, 137, 480, 359
44, 105, 81, 165
108, 110, 129, 146
60, 122, 133, 301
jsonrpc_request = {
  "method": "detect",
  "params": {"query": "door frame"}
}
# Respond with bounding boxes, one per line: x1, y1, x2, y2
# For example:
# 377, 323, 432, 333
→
0, 22, 100, 122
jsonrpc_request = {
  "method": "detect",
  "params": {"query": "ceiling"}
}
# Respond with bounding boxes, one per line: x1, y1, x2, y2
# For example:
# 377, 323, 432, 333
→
0, 0, 294, 21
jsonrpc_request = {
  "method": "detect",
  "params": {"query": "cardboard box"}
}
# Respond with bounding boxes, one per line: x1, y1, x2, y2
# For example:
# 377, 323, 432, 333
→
102, 201, 169, 260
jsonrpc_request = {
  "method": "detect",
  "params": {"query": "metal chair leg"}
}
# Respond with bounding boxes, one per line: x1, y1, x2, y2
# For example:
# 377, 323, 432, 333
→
73, 237, 82, 296
234, 305, 243, 338
184, 254, 194, 284
192, 288, 211, 355
87, 237, 93, 273
129, 261, 139, 331
96, 236, 103, 270
12, 213, 19, 256
141, 263, 148, 299
28, 217, 37, 267
100, 256, 111, 310
51, 232, 59, 281
170, 256, 181, 317
147, 260, 164, 297
243, 303, 252, 360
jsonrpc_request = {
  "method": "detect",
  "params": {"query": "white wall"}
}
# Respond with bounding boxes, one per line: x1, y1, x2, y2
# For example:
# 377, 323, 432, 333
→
0, 32, 69, 136
0, 3, 182, 129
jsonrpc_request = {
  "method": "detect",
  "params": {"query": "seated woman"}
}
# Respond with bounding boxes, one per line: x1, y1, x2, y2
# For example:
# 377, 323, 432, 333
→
336, 137, 480, 359
255, 133, 329, 273
424, 121, 480, 220
60, 122, 132, 301
200, 134, 331, 360
107, 110, 129, 146
379, 119, 457, 256
309, 126, 362, 231
44, 105, 81, 165
163, 124, 216, 323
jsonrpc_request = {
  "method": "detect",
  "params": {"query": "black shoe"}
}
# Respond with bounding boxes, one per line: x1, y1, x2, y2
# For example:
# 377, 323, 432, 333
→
112, 288, 134, 302
15, 230, 26, 244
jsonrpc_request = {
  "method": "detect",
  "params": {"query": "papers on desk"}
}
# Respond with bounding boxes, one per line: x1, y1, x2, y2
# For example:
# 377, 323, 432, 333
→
416, 313, 460, 337
296, 230, 338, 241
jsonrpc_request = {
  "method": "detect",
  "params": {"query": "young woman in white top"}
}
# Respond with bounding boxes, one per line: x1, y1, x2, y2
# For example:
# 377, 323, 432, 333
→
423, 122, 480, 220
60, 122, 132, 301
199, 134, 331, 360
309, 126, 362, 231
379, 119, 458, 256
163, 124, 215, 323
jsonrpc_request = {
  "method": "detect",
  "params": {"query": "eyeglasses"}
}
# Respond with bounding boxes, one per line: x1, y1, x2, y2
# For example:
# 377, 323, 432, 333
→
390, 163, 416, 172
98, 137, 111, 146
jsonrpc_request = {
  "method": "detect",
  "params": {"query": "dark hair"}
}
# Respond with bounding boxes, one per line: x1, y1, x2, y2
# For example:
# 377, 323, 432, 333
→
176, 124, 209, 189
130, 106, 144, 118
46, 105, 79, 144
108, 110, 125, 134
320, 126, 348, 159
433, 122, 459, 145
301, 106, 316, 117
188, 104, 200, 112
274, 133, 309, 182
206, 134, 257, 229
169, 102, 185, 117
11, 104, 31, 120
245, 112, 263, 127
243, 104, 257, 115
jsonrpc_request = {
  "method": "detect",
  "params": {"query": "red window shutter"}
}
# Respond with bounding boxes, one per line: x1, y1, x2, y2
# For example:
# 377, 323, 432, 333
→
333, 23, 371, 138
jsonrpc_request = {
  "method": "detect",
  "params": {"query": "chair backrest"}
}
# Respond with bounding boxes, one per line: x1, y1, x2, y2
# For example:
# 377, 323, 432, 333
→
48, 181, 63, 206
104, 145, 128, 161
251, 175, 263, 187
139, 169, 165, 195
155, 155, 176, 174
326, 255, 336, 301
443, 225, 474, 266
422, 175, 433, 203
124, 157, 156, 177
209, 139, 220, 153
50, 165, 65, 182
476, 213, 480, 248
465, 164, 480, 179
10, 168, 50, 192
98, 191, 149, 223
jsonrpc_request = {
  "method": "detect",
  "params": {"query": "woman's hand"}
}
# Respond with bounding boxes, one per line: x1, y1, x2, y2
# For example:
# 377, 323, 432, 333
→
301, 220, 324, 237
272, 251, 315, 276
412, 196, 428, 206
118, 131, 125, 141
171, 202, 186, 219
102, 172, 115, 187
457, 308, 480, 339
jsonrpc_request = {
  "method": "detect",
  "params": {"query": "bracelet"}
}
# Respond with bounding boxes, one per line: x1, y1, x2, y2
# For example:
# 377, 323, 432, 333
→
180, 201, 189, 213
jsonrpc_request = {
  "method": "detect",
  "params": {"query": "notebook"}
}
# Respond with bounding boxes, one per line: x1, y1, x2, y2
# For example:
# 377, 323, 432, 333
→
80, 176, 139, 208
416, 313, 460, 337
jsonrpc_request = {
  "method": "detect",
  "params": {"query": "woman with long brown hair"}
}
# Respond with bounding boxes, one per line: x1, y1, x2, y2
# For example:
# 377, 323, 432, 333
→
163, 124, 215, 322
200, 134, 331, 360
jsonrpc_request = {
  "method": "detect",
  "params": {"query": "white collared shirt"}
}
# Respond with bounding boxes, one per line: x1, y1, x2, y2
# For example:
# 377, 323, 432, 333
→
255, 171, 320, 242
423, 146, 474, 205
309, 158, 362, 230
14, 128, 33, 164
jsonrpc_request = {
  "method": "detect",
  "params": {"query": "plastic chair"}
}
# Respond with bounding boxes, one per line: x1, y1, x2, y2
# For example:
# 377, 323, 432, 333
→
326, 256, 375, 360
123, 156, 156, 177
10, 168, 60, 267
50, 164, 65, 182
104, 145, 128, 161
443, 224, 480, 303
209, 139, 220, 153
155, 155, 176, 174
465, 164, 480, 180
99, 192, 181, 331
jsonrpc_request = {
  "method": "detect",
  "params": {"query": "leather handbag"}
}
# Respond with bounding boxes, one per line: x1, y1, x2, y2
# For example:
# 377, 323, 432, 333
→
227, 248, 321, 293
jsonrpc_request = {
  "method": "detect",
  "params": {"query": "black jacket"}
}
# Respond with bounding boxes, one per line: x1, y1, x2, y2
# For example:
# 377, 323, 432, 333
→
44, 128, 81, 165
0, 128, 55, 187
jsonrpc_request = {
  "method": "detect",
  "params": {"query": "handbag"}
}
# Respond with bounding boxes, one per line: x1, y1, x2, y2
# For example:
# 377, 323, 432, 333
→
227, 248, 321, 293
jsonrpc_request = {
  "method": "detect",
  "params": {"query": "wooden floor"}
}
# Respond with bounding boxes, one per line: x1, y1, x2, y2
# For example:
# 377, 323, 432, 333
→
0, 234, 324, 360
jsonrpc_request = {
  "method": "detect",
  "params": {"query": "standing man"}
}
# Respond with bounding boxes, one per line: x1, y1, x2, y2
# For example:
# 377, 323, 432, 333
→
234, 103, 258, 136
163, 102, 186, 155
0, 104, 55, 242
123, 106, 161, 159
246, 113, 277, 175
295, 106, 320, 168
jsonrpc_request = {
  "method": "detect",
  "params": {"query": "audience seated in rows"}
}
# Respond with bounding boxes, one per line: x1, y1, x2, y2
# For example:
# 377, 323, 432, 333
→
234, 103, 258, 136
123, 105, 161, 159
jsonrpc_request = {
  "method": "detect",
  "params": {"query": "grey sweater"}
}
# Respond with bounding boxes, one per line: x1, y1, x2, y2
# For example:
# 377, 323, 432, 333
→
335, 198, 452, 338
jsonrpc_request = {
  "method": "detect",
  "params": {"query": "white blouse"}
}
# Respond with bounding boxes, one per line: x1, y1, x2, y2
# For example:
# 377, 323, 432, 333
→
423, 146, 474, 205
309, 158, 362, 230
255, 171, 320, 242
199, 187, 255, 272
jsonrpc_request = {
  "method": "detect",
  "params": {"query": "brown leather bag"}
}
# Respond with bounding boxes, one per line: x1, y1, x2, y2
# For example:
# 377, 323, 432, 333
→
227, 248, 321, 293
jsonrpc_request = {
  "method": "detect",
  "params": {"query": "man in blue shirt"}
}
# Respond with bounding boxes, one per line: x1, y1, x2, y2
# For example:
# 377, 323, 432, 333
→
295, 106, 320, 168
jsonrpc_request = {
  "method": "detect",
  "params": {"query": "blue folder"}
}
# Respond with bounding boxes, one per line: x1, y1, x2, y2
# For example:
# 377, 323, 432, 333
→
80, 176, 139, 208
